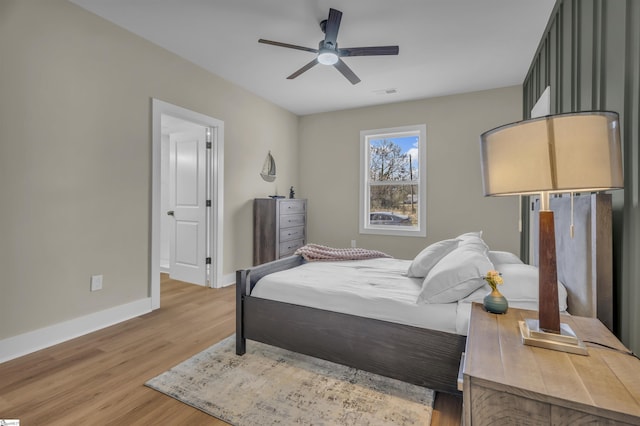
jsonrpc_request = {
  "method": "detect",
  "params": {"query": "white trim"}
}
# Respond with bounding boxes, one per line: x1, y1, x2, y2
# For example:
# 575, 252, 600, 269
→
212, 126, 225, 290
359, 124, 427, 237
151, 99, 225, 310
0, 298, 152, 364
222, 272, 236, 287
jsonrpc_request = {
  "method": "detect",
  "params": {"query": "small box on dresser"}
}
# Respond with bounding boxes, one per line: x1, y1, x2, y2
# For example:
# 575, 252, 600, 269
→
253, 198, 307, 265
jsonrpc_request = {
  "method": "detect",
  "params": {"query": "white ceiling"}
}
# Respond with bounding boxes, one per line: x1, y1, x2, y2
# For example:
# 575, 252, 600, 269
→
69, 0, 556, 116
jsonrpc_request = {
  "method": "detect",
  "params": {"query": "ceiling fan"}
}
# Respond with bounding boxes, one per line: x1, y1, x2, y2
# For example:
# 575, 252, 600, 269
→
258, 8, 399, 85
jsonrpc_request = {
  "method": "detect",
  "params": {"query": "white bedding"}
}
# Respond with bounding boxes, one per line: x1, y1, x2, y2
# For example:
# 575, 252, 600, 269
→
250, 248, 568, 336
251, 258, 467, 335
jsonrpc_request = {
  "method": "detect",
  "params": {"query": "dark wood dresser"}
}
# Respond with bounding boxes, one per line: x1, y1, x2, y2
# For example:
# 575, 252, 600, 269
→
253, 198, 306, 265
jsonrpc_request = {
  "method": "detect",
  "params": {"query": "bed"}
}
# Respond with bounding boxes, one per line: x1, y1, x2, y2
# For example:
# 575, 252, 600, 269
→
235, 193, 613, 395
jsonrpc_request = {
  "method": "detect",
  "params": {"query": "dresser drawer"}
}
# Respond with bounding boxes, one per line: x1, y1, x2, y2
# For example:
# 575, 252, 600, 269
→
279, 238, 304, 257
280, 225, 305, 242
279, 200, 305, 215
280, 213, 305, 228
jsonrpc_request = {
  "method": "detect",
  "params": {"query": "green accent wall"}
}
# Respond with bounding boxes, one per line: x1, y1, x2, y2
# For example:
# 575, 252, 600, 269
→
523, 0, 640, 353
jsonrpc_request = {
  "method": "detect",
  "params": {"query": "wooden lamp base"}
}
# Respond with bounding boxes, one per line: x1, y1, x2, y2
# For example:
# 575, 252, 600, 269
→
520, 209, 588, 355
538, 210, 560, 333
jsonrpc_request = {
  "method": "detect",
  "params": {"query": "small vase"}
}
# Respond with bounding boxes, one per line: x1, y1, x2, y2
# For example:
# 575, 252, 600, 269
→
483, 288, 508, 314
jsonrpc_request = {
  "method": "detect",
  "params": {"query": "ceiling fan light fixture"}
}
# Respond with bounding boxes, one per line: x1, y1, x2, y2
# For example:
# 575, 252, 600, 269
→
259, 8, 398, 83
317, 49, 339, 65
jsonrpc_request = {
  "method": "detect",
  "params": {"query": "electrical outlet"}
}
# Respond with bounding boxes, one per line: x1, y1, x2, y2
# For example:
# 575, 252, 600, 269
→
91, 275, 103, 292
351, 240, 356, 248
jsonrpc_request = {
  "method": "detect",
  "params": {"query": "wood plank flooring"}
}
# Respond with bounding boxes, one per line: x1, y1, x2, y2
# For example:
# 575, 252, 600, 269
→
0, 275, 461, 425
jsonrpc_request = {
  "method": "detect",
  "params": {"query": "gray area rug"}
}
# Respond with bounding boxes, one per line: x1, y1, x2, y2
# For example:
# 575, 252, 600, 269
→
146, 335, 434, 425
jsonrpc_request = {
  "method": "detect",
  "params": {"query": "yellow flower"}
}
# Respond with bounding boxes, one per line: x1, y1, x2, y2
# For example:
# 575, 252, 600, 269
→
482, 270, 503, 291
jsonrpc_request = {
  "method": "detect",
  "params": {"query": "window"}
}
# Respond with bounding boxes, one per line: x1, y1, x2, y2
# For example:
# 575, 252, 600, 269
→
359, 125, 426, 237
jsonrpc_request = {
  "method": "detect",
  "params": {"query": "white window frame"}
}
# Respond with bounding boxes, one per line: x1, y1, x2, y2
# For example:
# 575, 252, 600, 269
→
359, 124, 427, 237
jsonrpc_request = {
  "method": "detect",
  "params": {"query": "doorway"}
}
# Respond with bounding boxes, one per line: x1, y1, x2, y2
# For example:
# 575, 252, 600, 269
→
151, 99, 224, 309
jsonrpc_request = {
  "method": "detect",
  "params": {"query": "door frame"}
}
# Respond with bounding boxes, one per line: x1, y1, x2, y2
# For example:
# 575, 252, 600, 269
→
151, 99, 224, 309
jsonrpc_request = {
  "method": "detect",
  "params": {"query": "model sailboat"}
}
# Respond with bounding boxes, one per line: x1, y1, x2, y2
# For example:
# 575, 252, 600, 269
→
260, 151, 276, 182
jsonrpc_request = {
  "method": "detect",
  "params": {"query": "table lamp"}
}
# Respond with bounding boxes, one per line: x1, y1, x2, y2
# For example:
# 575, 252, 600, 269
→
480, 111, 623, 354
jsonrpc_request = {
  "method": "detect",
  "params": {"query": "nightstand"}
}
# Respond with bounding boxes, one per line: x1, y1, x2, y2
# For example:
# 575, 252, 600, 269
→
462, 303, 640, 425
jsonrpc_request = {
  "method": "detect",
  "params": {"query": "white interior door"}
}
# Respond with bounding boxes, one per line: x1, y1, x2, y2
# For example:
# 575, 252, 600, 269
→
169, 129, 207, 285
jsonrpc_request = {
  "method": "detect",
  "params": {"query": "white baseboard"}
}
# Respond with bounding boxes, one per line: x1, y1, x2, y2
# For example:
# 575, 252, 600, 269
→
0, 298, 153, 364
221, 272, 236, 287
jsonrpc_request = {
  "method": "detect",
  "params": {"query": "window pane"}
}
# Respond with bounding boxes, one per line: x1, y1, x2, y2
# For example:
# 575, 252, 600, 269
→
369, 136, 419, 182
369, 184, 418, 226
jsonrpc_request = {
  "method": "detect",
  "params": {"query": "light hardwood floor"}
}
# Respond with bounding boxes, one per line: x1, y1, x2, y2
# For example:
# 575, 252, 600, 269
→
0, 275, 461, 425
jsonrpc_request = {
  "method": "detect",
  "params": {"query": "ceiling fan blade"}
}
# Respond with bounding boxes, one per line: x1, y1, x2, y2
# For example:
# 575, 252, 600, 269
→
339, 45, 399, 57
259, 39, 318, 54
287, 59, 319, 80
323, 8, 342, 46
334, 59, 361, 85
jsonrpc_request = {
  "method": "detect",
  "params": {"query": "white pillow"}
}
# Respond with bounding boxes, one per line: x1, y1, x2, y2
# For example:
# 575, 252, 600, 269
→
457, 232, 489, 252
416, 244, 494, 304
488, 251, 523, 266
456, 231, 483, 242
407, 238, 460, 278
460, 263, 568, 312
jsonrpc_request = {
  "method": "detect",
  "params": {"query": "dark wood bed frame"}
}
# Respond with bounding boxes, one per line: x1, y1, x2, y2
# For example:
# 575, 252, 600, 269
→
236, 193, 613, 396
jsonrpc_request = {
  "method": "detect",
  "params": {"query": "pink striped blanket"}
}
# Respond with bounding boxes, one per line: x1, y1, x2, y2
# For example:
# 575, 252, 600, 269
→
294, 243, 391, 262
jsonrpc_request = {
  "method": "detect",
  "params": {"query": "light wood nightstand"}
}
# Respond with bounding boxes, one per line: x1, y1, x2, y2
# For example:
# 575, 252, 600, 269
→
462, 303, 640, 425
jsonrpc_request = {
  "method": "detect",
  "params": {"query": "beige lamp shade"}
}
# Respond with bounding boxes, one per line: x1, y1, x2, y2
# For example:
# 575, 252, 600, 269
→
480, 111, 623, 196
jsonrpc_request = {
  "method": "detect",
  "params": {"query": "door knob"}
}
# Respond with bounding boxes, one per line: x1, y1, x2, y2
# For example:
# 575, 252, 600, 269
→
167, 210, 175, 216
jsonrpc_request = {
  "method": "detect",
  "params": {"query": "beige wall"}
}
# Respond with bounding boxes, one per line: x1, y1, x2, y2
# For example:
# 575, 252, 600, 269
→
299, 86, 523, 259
0, 0, 299, 339
0, 0, 523, 344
